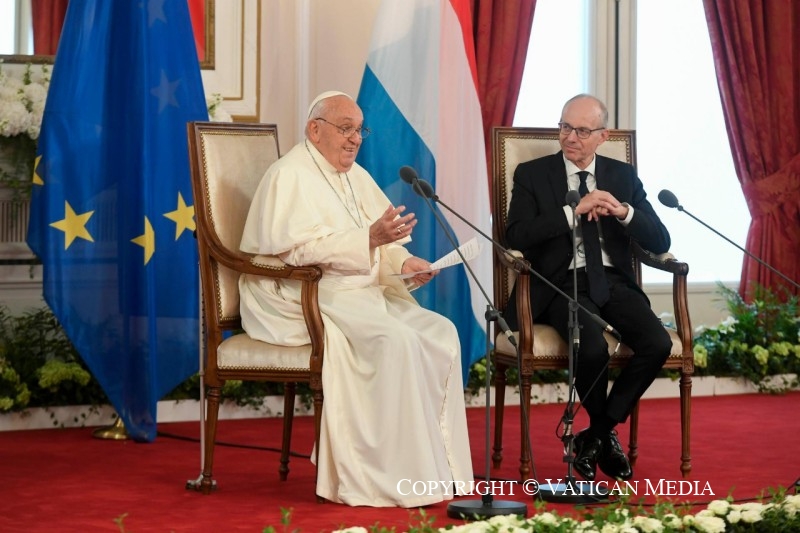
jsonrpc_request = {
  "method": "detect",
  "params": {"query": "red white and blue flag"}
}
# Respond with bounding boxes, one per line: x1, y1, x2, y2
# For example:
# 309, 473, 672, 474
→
356, 0, 491, 381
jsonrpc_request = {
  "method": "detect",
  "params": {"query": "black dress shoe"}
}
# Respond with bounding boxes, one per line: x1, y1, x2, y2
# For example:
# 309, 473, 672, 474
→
598, 430, 633, 481
573, 430, 602, 481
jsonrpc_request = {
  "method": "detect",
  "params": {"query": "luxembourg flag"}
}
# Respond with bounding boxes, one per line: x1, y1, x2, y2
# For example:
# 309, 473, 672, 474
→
356, 0, 491, 383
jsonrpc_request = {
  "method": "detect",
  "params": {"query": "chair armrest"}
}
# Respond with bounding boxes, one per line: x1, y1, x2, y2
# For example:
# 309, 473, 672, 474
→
632, 241, 688, 277
248, 254, 324, 282
495, 247, 526, 273
494, 248, 534, 357
631, 242, 694, 369
195, 213, 323, 283
207, 242, 323, 283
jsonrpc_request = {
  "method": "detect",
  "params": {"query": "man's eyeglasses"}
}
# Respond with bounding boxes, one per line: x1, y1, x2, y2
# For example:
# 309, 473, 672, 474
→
558, 122, 605, 140
315, 118, 371, 139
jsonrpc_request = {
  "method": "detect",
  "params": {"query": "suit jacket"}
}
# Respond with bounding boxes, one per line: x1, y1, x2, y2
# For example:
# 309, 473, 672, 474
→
504, 151, 670, 329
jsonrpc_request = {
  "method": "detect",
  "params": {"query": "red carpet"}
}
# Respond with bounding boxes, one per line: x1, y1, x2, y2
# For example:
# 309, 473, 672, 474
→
1, 392, 798, 532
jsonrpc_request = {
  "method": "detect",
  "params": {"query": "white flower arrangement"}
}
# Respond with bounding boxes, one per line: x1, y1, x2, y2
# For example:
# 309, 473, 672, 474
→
0, 63, 50, 202
0, 62, 50, 141
206, 92, 232, 122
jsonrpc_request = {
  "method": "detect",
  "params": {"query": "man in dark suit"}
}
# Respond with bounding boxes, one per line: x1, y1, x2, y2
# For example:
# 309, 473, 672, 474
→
504, 94, 672, 482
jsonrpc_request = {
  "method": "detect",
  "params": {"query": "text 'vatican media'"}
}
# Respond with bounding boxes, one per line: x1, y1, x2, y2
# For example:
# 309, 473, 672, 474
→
396, 478, 716, 498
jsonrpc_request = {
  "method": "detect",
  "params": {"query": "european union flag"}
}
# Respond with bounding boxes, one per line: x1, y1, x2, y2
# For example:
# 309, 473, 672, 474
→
26, 0, 208, 442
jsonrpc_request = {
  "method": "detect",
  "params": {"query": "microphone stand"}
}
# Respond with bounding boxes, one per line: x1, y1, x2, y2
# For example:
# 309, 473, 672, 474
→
664, 195, 800, 291
535, 197, 609, 503
405, 174, 616, 507
404, 176, 527, 519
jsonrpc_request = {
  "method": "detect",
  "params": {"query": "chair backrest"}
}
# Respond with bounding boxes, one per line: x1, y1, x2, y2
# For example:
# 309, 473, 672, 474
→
187, 121, 280, 329
490, 127, 636, 313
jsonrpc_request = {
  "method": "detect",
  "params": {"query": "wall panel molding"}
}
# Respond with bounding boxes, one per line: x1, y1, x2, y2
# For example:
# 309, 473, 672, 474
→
201, 0, 260, 120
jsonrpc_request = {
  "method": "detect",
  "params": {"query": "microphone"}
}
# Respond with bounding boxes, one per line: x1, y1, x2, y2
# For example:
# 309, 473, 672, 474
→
657, 189, 681, 210
598, 319, 622, 341
399, 165, 437, 200
658, 189, 800, 290
409, 178, 436, 200
565, 190, 581, 208
399, 165, 418, 185
496, 314, 518, 348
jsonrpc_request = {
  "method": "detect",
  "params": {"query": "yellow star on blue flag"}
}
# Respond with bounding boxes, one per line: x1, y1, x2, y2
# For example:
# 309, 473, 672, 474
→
49, 201, 95, 249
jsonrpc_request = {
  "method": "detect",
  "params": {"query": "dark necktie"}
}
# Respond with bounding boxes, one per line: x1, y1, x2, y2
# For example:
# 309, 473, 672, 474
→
577, 171, 610, 306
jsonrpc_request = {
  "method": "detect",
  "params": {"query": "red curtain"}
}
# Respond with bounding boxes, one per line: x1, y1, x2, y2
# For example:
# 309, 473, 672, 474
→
31, 0, 69, 56
703, 0, 800, 299
187, 0, 205, 61
32, 1, 205, 60
471, 0, 537, 197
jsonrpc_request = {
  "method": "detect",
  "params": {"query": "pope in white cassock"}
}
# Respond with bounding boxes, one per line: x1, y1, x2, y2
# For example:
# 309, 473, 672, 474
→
238, 91, 474, 507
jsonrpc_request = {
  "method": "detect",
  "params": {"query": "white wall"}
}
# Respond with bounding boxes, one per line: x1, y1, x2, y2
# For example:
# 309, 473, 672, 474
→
254, 0, 381, 152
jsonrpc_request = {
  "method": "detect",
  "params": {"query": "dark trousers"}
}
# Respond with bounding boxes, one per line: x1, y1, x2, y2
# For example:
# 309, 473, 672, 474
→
540, 267, 672, 424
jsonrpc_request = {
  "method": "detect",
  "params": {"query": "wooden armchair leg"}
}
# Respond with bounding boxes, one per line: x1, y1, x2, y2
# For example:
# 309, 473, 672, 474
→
201, 386, 222, 495
492, 362, 507, 469
680, 372, 693, 477
628, 401, 640, 467
518, 374, 532, 481
280, 383, 296, 481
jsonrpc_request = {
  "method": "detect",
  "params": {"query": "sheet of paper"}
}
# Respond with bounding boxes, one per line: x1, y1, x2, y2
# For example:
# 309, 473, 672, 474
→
395, 237, 483, 279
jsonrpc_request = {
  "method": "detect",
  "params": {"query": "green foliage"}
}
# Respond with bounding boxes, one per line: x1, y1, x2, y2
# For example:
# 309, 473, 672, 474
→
163, 372, 312, 410
113, 512, 129, 532
0, 133, 36, 204
0, 305, 108, 413
263, 507, 299, 533
466, 355, 568, 395
693, 283, 800, 392
0, 356, 29, 411
4, 281, 798, 421
0, 305, 311, 415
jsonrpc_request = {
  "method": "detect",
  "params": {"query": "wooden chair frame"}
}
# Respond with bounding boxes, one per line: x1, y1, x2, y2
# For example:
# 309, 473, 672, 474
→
490, 126, 694, 480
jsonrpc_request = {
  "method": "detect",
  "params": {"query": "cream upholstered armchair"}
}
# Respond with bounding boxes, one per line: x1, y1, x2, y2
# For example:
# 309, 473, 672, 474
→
490, 127, 694, 481
187, 121, 325, 496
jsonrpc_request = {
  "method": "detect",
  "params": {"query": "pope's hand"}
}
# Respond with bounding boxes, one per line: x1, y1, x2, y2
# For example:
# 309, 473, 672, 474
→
369, 205, 416, 248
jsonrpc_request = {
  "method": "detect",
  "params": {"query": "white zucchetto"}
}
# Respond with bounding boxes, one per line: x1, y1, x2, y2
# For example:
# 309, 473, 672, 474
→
307, 91, 353, 118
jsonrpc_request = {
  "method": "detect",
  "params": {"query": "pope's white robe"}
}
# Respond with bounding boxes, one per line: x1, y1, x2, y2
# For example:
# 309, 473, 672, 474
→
239, 141, 473, 507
